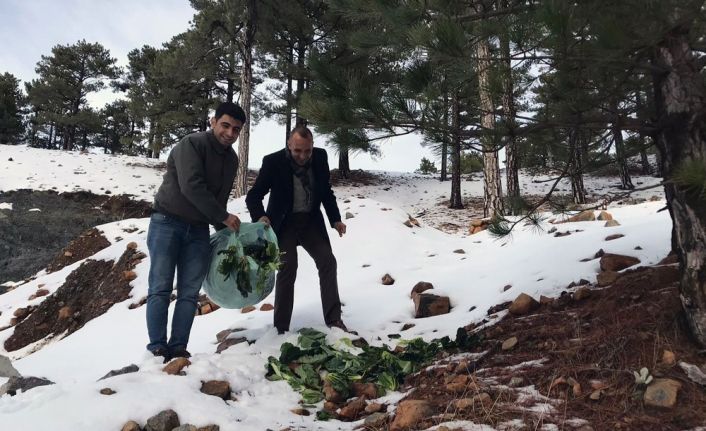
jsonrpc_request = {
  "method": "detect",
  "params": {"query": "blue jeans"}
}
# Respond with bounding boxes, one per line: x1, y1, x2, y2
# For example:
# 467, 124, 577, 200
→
146, 212, 210, 353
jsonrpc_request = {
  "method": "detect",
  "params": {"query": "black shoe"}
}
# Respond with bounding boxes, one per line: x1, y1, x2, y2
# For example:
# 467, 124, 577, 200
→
150, 347, 170, 363
327, 320, 358, 335
170, 347, 191, 359
276, 327, 288, 335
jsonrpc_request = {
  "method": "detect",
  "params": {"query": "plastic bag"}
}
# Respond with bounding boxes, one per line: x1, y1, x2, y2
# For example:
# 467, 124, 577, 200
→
203, 222, 280, 309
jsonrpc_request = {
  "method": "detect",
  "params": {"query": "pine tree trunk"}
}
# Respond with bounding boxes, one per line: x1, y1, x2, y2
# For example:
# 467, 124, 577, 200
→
285, 46, 294, 145
440, 91, 449, 182
338, 149, 350, 179
499, 0, 520, 209
635, 89, 653, 175
652, 21, 706, 346
569, 126, 586, 204
449, 93, 463, 209
234, 0, 257, 198
611, 99, 634, 189
475, 38, 503, 217
294, 40, 307, 127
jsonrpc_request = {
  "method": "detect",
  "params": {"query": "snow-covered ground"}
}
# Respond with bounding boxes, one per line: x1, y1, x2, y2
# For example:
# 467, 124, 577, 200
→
0, 144, 671, 430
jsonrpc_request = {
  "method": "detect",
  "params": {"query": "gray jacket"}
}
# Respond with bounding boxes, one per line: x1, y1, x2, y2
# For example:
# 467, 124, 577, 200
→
153, 131, 238, 230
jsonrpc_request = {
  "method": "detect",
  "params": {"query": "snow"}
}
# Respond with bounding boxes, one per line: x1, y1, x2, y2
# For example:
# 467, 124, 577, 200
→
0, 203, 12, 210
0, 144, 671, 430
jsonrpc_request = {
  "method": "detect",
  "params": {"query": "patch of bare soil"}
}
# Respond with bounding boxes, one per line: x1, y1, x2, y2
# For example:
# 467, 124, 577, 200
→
4, 243, 145, 352
0, 189, 151, 285
46, 227, 111, 273
381, 264, 706, 430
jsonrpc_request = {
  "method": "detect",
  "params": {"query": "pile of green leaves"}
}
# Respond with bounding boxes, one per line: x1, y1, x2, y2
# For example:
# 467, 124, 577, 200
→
265, 328, 479, 409
217, 237, 281, 297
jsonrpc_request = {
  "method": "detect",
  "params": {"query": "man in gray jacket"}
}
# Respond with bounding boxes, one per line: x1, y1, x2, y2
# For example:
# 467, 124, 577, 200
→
146, 102, 245, 361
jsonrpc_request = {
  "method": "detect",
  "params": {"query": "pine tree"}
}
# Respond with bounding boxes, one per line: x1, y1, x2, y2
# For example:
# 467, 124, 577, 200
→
0, 73, 25, 145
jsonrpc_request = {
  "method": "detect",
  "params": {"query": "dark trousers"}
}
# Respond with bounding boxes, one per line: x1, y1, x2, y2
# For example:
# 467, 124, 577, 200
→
274, 213, 341, 331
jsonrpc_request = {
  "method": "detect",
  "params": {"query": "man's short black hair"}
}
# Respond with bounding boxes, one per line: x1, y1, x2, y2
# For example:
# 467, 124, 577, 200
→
290, 125, 313, 140
215, 102, 247, 124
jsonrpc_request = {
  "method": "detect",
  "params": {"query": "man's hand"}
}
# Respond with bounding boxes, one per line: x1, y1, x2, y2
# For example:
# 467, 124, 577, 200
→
259, 215, 271, 228
333, 221, 347, 237
223, 213, 241, 231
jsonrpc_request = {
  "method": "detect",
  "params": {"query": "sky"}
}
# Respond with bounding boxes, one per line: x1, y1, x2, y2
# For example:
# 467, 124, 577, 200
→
0, 144, 670, 430
0, 0, 434, 172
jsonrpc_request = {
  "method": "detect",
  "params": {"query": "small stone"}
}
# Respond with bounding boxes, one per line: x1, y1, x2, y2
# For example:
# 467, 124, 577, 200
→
365, 403, 383, 413
144, 409, 180, 431
216, 336, 247, 354
597, 271, 619, 287
597, 211, 613, 221
162, 358, 191, 375
508, 377, 524, 387
382, 274, 395, 285
604, 220, 621, 227
364, 412, 387, 427
566, 210, 595, 222
502, 337, 518, 351
339, 396, 367, 419
123, 271, 137, 281
453, 249, 465, 254
200, 380, 231, 400
590, 390, 601, 400
414, 293, 451, 318
401, 323, 415, 331
0, 355, 21, 378
199, 303, 213, 315
0, 376, 54, 396
290, 408, 310, 416
172, 426, 197, 431
99, 364, 139, 380
390, 400, 432, 431
453, 393, 492, 410
13, 307, 29, 319
34, 289, 49, 298
121, 421, 141, 431
662, 350, 676, 366
345, 212, 355, 219
605, 234, 625, 241
539, 295, 554, 305
599, 253, 640, 272
64, 251, 73, 257
573, 287, 591, 301
100, 388, 116, 395
508, 293, 539, 316
644, 378, 682, 409
126, 242, 138, 250
241, 305, 256, 313
260, 303, 274, 311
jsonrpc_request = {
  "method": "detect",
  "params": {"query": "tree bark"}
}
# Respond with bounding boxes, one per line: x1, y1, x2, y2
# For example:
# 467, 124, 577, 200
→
611, 98, 634, 189
441, 90, 449, 182
652, 20, 706, 345
475, 37, 503, 217
234, 0, 257, 198
338, 149, 350, 179
499, 0, 520, 209
569, 125, 586, 204
449, 93, 463, 209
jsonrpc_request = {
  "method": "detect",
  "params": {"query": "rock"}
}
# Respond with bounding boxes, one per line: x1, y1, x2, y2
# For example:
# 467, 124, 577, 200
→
414, 293, 451, 318
403, 220, 414, 228
173, 426, 197, 431
364, 412, 387, 428
678, 362, 706, 386
100, 388, 116, 395
123, 271, 137, 281
13, 307, 30, 319
196, 426, 219, 431
401, 323, 415, 331
410, 281, 434, 297
345, 212, 354, 219
644, 378, 682, 409
241, 305, 256, 313
573, 287, 591, 301
0, 376, 54, 396
539, 295, 554, 305
597, 211, 613, 221
216, 336, 247, 354
503, 284, 512, 292
127, 242, 138, 250
64, 251, 73, 257
566, 210, 595, 222
290, 408, 310, 416
0, 355, 21, 378
597, 271, 619, 287
508, 293, 539, 316
470, 219, 484, 227
590, 390, 602, 400
502, 336, 518, 351
594, 249, 605, 259
604, 220, 621, 227
162, 358, 191, 375
121, 421, 141, 431
34, 289, 49, 297
99, 364, 139, 380
658, 253, 679, 265
382, 274, 395, 285
199, 303, 214, 315
453, 249, 465, 254
390, 400, 432, 431
339, 396, 367, 419
200, 380, 231, 400
508, 377, 524, 387
662, 350, 676, 366
323, 401, 338, 412
352, 382, 378, 398
144, 409, 180, 431
323, 381, 344, 403
599, 254, 640, 272
567, 377, 582, 397
260, 303, 274, 311
605, 234, 625, 241
365, 403, 384, 413
453, 393, 492, 410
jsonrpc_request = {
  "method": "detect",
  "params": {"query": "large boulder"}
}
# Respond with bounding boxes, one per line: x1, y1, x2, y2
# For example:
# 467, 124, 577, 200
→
414, 293, 450, 318
508, 293, 539, 316
599, 254, 640, 272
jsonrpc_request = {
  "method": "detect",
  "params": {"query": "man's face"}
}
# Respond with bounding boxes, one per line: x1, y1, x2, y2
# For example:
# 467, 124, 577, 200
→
287, 132, 314, 166
210, 114, 243, 147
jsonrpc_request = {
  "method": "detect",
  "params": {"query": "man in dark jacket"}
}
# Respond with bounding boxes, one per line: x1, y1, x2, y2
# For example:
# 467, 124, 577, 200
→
146, 102, 246, 361
246, 125, 348, 334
